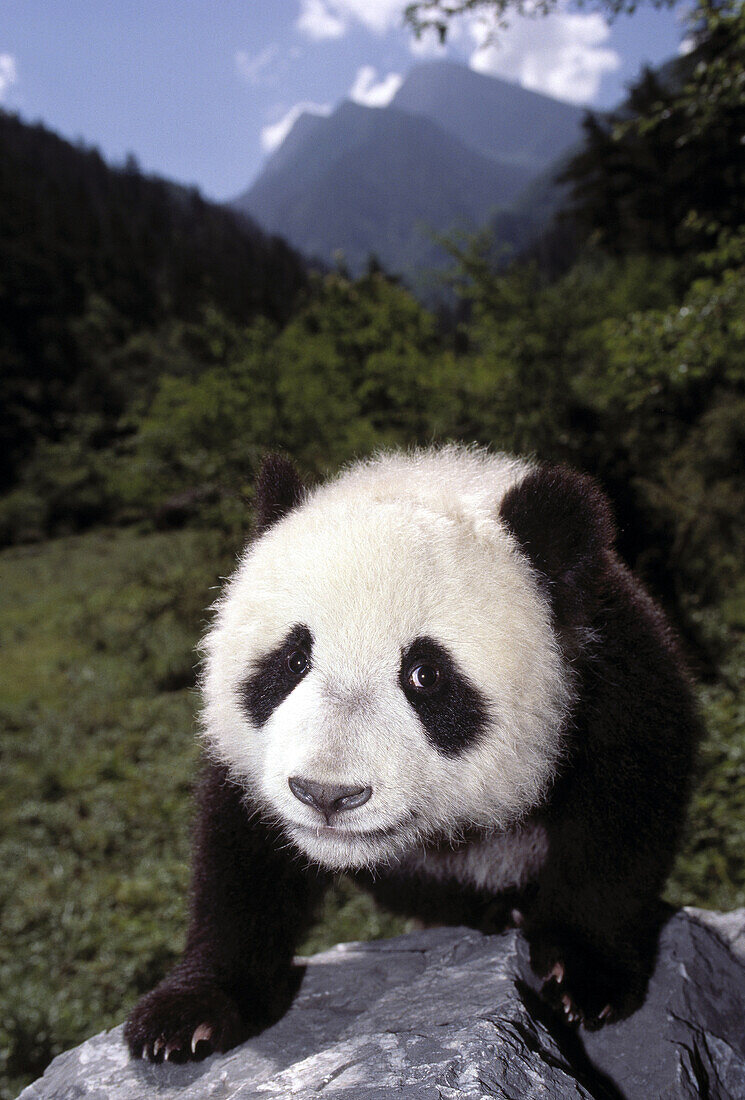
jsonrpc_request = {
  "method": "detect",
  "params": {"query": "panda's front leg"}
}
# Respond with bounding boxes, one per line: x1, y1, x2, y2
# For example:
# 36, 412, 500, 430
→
522, 868, 660, 1030
124, 762, 326, 1062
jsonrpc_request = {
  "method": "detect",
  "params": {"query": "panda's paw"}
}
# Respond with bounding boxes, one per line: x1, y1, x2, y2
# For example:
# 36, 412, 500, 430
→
540, 968, 615, 1029
124, 983, 245, 1062
537, 951, 632, 1030
530, 940, 622, 1030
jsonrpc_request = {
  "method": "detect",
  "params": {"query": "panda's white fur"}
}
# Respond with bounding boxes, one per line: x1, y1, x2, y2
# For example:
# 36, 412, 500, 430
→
201, 447, 572, 873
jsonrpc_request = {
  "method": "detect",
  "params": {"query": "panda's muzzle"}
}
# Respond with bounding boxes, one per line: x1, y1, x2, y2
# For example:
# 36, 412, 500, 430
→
288, 777, 372, 823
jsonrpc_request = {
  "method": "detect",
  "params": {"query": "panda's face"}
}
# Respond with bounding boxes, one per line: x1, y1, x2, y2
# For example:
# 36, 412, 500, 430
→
202, 495, 570, 871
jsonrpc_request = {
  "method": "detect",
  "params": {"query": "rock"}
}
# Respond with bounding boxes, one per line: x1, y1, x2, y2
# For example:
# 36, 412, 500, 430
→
18, 907, 745, 1099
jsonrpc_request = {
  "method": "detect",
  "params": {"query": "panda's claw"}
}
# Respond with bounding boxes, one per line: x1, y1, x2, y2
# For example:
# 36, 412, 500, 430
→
561, 993, 581, 1025
191, 1023, 214, 1055
549, 961, 565, 984
125, 982, 246, 1061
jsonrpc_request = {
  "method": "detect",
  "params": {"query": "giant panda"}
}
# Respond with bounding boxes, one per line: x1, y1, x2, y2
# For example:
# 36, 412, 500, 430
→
125, 446, 701, 1062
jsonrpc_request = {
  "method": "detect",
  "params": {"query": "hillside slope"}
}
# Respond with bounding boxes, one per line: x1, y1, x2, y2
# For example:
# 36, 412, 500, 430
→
0, 110, 308, 488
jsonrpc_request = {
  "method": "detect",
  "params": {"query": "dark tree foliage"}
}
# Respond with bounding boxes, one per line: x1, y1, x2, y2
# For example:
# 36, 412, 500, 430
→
560, 69, 692, 256
560, 4, 745, 258
404, 0, 676, 41
0, 110, 308, 490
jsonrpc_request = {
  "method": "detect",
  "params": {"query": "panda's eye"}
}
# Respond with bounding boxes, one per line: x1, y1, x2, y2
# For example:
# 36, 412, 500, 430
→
407, 663, 441, 693
286, 649, 309, 677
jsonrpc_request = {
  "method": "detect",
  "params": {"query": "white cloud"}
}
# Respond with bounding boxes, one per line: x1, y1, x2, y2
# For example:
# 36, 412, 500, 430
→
261, 101, 332, 152
296, 0, 407, 39
335, 0, 407, 33
350, 65, 403, 107
296, 0, 346, 39
0, 54, 18, 100
235, 45, 278, 84
294, 2, 617, 104
469, 10, 620, 104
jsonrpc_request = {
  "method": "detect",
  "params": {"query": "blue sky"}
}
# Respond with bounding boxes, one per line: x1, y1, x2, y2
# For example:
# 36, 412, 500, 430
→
1, 1, 688, 202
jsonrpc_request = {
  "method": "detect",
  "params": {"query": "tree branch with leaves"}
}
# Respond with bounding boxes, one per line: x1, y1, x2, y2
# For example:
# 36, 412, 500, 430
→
404, 0, 677, 42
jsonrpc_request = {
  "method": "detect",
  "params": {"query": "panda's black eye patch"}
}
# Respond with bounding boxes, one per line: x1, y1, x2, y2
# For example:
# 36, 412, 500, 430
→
400, 637, 489, 757
240, 624, 313, 726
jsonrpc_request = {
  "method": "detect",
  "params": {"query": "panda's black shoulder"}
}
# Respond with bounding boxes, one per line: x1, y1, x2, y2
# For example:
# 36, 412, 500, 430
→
501, 460, 698, 726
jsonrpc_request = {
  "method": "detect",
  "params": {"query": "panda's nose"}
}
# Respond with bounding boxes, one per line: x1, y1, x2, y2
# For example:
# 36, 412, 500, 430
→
288, 777, 372, 821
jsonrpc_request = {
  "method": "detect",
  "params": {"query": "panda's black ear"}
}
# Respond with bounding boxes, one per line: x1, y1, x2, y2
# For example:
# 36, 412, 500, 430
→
253, 453, 305, 536
499, 464, 615, 632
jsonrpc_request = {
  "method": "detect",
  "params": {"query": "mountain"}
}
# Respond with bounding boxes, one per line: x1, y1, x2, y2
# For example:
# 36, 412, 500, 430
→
391, 61, 585, 172
235, 62, 586, 293
240, 99, 535, 282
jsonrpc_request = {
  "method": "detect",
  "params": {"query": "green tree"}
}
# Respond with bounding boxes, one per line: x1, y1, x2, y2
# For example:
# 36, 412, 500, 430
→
581, 260, 745, 602
107, 273, 439, 526
561, 2, 745, 258
405, 0, 677, 41
271, 272, 438, 468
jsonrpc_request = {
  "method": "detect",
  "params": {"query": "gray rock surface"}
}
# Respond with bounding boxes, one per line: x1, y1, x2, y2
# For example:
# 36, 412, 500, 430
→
18, 907, 745, 1099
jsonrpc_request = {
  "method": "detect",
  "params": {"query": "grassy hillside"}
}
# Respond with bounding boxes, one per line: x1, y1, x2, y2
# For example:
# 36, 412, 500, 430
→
0, 530, 202, 1096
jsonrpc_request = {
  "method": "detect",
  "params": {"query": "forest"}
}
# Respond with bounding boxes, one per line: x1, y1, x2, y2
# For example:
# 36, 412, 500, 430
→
1, 3, 743, 1096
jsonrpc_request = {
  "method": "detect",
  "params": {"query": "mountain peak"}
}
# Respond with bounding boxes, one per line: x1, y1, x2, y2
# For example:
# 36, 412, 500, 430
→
392, 60, 585, 171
